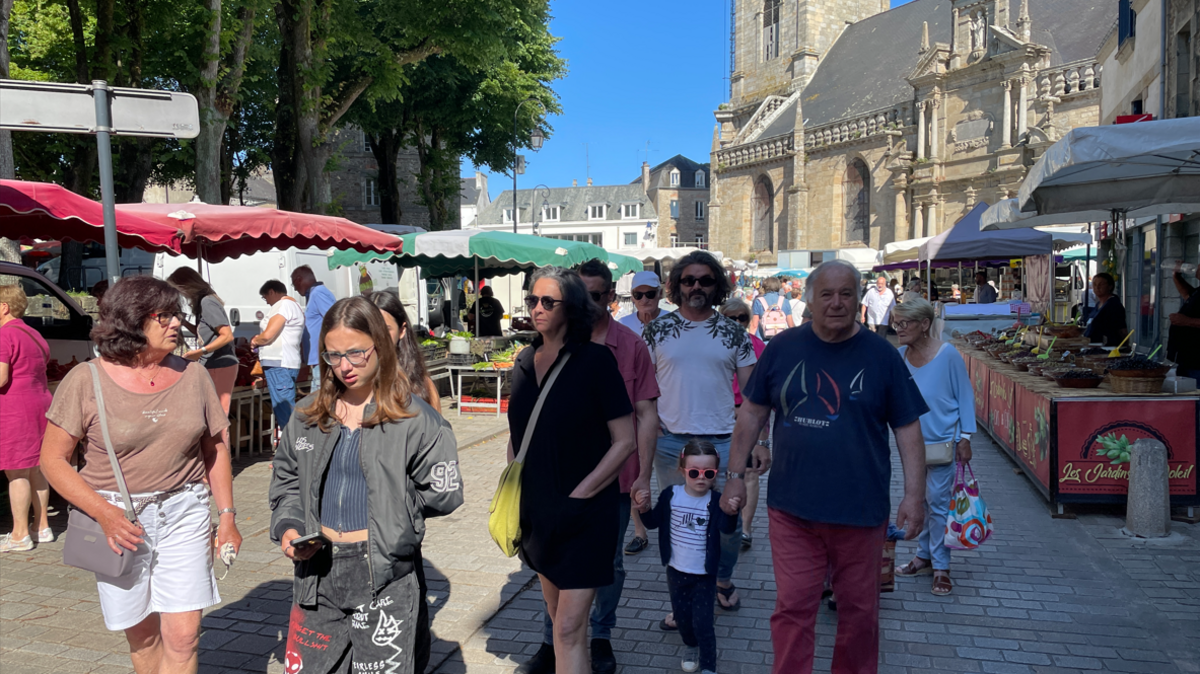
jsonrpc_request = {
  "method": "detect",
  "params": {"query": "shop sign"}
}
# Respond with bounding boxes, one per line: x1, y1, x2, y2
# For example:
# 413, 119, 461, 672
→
1057, 400, 1198, 495
1013, 384, 1052, 490
988, 373, 1015, 449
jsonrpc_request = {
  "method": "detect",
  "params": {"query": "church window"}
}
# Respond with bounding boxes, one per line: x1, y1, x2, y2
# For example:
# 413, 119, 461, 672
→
695, 170, 706, 187
752, 178, 774, 251
843, 159, 870, 244
763, 0, 781, 61
670, 170, 680, 186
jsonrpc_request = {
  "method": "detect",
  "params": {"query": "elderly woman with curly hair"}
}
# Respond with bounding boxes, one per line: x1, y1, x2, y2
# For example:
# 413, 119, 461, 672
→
40, 276, 241, 674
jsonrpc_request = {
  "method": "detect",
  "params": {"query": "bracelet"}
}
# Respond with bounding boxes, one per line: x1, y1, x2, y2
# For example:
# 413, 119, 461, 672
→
201, 345, 209, 354
217, 508, 237, 517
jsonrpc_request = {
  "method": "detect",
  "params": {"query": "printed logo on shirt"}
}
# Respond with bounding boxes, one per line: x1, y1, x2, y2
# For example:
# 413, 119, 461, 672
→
295, 438, 315, 453
429, 461, 461, 493
141, 408, 168, 424
779, 361, 867, 426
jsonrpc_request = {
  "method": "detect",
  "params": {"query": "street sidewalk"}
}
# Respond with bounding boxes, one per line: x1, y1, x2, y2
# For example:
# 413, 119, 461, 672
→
3, 406, 1199, 674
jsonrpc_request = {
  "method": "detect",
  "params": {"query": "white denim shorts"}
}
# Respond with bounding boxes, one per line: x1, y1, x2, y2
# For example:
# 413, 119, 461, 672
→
94, 482, 220, 631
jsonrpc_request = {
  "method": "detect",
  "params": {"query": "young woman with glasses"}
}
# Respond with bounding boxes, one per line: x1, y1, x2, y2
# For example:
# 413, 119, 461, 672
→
41, 276, 241, 673
270, 297, 463, 674
508, 267, 636, 674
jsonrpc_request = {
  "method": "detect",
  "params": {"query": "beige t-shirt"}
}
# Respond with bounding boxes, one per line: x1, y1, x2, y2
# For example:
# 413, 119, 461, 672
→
47, 360, 229, 493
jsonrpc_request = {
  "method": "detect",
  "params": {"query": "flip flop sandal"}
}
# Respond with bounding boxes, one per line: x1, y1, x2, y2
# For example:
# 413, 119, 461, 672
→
931, 572, 952, 596
658, 614, 678, 631
896, 557, 935, 577
716, 584, 741, 611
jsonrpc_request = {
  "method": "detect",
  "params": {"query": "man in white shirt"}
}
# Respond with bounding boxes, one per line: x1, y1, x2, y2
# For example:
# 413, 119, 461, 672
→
860, 275, 896, 335
639, 251, 762, 615
252, 279, 305, 427
619, 270, 667, 336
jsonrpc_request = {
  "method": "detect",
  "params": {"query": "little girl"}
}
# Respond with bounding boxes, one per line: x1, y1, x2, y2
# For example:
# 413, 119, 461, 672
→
640, 440, 740, 674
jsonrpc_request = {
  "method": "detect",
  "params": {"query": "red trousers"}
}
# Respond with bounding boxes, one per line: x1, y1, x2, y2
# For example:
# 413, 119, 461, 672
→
768, 508, 886, 674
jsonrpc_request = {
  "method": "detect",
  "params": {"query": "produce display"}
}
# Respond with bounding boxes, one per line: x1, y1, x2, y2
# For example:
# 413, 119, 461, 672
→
1053, 370, 1103, 380
1107, 356, 1167, 372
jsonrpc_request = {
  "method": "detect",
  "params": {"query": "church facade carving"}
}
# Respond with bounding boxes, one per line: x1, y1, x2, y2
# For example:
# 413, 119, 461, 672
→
709, 0, 1110, 263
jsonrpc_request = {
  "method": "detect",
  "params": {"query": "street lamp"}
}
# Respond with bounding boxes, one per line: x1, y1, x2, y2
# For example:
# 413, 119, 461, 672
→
513, 97, 546, 234
531, 184, 551, 237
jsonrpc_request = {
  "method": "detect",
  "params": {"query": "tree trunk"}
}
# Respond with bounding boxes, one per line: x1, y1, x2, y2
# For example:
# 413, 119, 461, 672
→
114, 137, 153, 203
368, 130, 403, 224
221, 120, 236, 205
92, 0, 115, 82
64, 0, 89, 84
1, 0, 14, 181
273, 0, 303, 211
297, 0, 326, 213
195, 0, 224, 203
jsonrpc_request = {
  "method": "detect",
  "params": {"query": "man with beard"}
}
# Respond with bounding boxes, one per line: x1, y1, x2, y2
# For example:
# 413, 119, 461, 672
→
639, 251, 762, 619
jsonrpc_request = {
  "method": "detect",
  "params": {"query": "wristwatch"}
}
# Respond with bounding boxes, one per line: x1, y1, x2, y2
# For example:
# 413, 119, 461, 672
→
201, 345, 209, 354
217, 508, 237, 517
756, 440, 771, 448
726, 471, 746, 480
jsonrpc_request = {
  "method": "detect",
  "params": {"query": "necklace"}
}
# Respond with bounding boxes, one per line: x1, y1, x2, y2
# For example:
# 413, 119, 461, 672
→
134, 362, 164, 387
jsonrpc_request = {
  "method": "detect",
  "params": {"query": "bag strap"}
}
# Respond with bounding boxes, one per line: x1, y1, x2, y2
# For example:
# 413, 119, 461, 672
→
3, 321, 49, 360
87, 362, 137, 523
513, 352, 571, 464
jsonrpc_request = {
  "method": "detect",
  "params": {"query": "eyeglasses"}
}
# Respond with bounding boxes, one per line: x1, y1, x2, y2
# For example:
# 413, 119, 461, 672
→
893, 320, 922, 331
321, 346, 375, 367
149, 311, 185, 326
632, 289, 659, 301
524, 295, 563, 311
588, 290, 610, 303
680, 275, 717, 288
686, 468, 717, 480
732, 313, 750, 323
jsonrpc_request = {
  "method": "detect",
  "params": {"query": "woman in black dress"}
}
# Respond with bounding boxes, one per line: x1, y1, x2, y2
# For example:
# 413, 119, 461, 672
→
508, 266, 635, 674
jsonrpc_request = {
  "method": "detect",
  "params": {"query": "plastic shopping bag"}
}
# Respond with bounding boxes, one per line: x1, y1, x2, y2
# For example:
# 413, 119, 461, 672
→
944, 462, 993, 550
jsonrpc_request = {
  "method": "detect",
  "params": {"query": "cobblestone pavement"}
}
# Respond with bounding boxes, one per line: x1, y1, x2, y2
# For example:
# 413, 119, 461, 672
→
3, 410, 1199, 674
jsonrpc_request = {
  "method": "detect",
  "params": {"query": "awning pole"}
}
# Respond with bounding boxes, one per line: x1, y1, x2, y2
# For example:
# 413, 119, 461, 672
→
474, 257, 480, 337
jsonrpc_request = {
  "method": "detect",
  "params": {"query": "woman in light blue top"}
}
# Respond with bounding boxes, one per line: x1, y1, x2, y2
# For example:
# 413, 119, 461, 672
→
892, 299, 976, 596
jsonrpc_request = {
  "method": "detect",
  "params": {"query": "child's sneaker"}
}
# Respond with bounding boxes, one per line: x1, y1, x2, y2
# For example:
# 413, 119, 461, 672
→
681, 647, 700, 673
0, 534, 33, 552
35, 528, 54, 544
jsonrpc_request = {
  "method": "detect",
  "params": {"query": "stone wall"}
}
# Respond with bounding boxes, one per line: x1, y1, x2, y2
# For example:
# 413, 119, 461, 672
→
650, 188, 710, 245
327, 127, 456, 229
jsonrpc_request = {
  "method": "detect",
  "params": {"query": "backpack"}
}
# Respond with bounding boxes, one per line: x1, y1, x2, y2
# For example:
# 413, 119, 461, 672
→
758, 295, 789, 338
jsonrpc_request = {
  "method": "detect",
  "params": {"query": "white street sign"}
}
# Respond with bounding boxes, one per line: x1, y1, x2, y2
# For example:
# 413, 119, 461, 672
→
0, 80, 199, 139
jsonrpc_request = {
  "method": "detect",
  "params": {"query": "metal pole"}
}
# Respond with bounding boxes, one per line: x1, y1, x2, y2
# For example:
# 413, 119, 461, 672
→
92, 80, 120, 285
474, 258, 480, 336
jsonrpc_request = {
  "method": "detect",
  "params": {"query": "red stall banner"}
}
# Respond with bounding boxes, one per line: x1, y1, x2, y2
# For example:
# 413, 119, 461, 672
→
1057, 400, 1198, 495
988, 372, 1016, 449
1013, 385, 1052, 491
969, 354, 990, 428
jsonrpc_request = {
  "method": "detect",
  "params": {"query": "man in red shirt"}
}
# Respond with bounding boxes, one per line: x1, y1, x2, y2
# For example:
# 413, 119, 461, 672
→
516, 259, 661, 674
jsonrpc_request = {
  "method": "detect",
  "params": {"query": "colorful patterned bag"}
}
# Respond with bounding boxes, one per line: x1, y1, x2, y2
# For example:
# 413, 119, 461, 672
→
944, 462, 993, 550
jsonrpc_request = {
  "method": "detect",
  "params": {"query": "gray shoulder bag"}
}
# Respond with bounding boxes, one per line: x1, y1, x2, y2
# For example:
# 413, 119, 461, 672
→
62, 362, 139, 577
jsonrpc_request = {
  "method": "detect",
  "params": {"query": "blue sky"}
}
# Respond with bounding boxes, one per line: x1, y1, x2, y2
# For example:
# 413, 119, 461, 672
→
466, 0, 915, 200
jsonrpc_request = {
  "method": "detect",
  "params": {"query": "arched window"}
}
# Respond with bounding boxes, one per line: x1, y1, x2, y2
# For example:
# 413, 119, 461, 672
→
753, 177, 774, 251
843, 158, 870, 243
763, 0, 781, 61
695, 170, 706, 188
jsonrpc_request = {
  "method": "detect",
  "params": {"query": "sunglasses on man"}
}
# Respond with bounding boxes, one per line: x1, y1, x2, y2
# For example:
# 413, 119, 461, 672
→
680, 275, 717, 288
588, 290, 611, 303
632, 289, 659, 301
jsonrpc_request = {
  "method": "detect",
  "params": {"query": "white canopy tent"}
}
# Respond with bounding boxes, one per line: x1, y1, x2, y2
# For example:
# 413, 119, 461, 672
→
883, 236, 934, 264
980, 198, 1108, 231
612, 246, 723, 263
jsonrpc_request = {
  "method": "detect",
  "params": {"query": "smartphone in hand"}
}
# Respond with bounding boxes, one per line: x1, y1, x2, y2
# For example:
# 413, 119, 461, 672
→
290, 532, 329, 554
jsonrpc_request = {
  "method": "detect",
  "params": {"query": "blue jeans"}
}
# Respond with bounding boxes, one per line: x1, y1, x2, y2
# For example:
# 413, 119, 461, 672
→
916, 462, 956, 571
542, 493, 631, 643
264, 367, 299, 427
654, 432, 742, 583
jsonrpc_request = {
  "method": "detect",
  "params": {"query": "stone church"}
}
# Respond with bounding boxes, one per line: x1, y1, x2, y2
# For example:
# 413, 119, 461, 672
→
709, 0, 1114, 263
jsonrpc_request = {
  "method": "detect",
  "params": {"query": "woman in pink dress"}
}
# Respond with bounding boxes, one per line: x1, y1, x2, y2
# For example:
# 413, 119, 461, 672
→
0, 285, 54, 552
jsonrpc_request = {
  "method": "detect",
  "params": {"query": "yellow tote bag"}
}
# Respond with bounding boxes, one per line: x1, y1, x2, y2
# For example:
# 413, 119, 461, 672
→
488, 353, 570, 557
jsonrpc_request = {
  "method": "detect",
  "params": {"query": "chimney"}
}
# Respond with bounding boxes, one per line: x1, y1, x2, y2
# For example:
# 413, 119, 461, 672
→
572, 179, 578, 187
641, 161, 651, 193
586, 177, 593, 186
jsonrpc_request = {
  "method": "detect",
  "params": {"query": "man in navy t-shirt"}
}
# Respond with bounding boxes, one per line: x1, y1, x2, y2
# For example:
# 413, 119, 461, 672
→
722, 259, 929, 674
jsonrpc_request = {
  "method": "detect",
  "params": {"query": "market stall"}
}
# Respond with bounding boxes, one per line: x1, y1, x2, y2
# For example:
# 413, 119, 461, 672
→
955, 336, 1198, 511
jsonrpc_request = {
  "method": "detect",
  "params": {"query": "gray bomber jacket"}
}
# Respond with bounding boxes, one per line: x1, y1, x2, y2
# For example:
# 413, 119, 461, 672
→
268, 394, 463, 605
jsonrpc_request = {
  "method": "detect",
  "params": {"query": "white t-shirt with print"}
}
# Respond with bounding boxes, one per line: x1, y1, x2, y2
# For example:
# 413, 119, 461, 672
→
668, 487, 713, 575
259, 298, 305, 369
643, 310, 758, 435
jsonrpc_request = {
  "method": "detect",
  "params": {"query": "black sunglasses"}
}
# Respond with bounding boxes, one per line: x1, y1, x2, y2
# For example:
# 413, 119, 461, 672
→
633, 289, 659, 300
680, 275, 717, 288
588, 290, 609, 303
686, 468, 717, 479
524, 295, 562, 311
732, 313, 750, 323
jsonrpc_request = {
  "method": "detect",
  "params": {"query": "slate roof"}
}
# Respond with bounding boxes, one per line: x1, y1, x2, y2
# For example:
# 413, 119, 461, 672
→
795, 0, 1112, 129
476, 184, 657, 226
629, 154, 711, 190
460, 177, 481, 206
